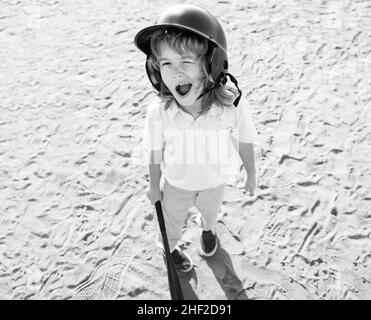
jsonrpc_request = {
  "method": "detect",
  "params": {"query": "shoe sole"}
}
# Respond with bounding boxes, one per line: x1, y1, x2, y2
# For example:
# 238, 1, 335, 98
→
175, 250, 193, 273
200, 236, 218, 257
163, 250, 194, 273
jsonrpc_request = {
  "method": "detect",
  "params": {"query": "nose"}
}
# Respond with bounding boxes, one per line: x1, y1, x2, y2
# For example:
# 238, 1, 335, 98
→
170, 65, 186, 80
173, 72, 185, 81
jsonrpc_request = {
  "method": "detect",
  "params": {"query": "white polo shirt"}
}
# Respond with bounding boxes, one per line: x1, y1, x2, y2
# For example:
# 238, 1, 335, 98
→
142, 97, 258, 191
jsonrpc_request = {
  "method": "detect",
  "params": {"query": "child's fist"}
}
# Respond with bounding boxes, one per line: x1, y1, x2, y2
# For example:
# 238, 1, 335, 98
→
146, 187, 163, 205
244, 174, 256, 197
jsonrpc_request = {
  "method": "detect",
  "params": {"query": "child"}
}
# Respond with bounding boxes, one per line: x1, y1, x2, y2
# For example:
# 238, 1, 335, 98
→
135, 4, 257, 272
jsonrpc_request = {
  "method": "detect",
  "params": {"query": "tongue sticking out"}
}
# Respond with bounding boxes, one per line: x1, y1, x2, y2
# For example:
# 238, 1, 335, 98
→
176, 83, 192, 96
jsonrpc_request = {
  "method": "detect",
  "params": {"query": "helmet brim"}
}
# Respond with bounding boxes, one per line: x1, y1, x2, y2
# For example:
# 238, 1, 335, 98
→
134, 24, 226, 57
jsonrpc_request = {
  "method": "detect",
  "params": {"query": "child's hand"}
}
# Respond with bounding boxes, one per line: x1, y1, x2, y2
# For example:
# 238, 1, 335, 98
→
244, 173, 256, 197
146, 187, 163, 205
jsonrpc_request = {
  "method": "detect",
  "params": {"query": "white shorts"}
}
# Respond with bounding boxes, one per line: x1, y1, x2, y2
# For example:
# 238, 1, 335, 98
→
159, 178, 226, 251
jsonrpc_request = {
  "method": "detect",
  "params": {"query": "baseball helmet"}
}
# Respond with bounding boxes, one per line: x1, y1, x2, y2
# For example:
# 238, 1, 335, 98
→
134, 4, 228, 88
134, 4, 241, 106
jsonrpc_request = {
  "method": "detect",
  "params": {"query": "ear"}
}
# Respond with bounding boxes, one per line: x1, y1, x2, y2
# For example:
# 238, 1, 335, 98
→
209, 47, 228, 84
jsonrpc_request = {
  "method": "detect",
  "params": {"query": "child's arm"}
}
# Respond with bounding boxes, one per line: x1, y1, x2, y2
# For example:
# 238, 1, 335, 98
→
147, 149, 163, 204
143, 100, 164, 204
235, 139, 256, 196
238, 141, 256, 175
230, 98, 258, 196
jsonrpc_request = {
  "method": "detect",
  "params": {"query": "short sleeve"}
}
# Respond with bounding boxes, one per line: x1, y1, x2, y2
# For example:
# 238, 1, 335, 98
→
230, 97, 258, 143
142, 100, 164, 151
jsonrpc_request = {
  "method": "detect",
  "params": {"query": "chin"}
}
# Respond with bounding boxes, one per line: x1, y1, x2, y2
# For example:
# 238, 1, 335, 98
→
171, 89, 202, 107
175, 96, 198, 107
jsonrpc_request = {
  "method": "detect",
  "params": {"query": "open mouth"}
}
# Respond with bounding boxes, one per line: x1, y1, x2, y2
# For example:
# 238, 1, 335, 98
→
175, 83, 192, 96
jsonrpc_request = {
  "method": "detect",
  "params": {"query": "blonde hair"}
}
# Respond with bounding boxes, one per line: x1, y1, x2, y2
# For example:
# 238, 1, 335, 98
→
148, 28, 238, 112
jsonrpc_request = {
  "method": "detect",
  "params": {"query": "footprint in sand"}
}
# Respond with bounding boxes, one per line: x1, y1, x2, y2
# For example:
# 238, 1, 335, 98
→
88, 169, 122, 195
215, 221, 245, 255
239, 259, 311, 299
73, 237, 136, 300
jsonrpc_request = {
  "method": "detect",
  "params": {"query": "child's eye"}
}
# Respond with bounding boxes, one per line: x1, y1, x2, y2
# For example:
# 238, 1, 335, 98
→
161, 62, 170, 67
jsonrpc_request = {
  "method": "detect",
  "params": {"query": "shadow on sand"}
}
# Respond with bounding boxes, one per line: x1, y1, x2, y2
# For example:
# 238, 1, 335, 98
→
177, 242, 248, 300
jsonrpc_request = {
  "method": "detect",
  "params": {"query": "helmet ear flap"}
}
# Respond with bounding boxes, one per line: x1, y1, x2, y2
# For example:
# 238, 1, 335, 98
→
145, 57, 162, 91
208, 46, 228, 86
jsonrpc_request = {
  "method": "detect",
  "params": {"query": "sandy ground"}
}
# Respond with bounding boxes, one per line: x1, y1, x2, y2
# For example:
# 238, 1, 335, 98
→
0, 0, 370, 300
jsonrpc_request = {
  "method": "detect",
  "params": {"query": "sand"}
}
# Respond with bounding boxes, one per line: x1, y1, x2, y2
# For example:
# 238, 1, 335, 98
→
0, 0, 370, 300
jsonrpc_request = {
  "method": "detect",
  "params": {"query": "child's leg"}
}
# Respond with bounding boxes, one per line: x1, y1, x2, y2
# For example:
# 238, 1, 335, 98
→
194, 183, 226, 231
159, 179, 197, 251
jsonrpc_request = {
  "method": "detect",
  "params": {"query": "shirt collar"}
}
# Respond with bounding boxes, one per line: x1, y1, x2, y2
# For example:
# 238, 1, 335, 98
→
168, 100, 225, 120
168, 100, 179, 120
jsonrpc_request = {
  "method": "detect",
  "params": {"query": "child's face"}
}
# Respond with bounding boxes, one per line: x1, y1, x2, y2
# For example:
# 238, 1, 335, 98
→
158, 41, 205, 108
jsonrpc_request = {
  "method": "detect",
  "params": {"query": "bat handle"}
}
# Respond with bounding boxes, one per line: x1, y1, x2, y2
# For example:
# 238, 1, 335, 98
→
154, 200, 184, 300
155, 201, 172, 255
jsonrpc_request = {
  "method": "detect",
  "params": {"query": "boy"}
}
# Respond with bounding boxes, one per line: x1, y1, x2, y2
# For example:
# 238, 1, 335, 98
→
135, 4, 257, 272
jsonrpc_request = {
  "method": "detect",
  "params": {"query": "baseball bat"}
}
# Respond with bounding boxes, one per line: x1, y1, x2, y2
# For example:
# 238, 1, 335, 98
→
155, 200, 184, 300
